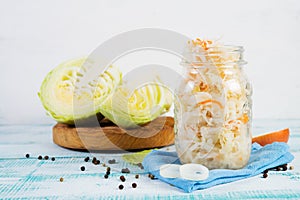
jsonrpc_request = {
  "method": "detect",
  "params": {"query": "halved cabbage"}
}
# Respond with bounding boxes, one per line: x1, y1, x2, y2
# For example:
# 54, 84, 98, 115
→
100, 82, 173, 128
38, 58, 122, 124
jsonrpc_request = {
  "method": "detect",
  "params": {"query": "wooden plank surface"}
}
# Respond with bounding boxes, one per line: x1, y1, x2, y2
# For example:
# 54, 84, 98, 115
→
0, 119, 300, 199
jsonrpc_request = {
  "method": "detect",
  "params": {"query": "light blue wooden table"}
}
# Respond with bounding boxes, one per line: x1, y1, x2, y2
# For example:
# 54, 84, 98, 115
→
0, 119, 300, 199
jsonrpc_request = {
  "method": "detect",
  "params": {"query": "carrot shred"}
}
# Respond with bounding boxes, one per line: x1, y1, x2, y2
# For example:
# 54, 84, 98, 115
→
238, 113, 249, 124
196, 99, 223, 108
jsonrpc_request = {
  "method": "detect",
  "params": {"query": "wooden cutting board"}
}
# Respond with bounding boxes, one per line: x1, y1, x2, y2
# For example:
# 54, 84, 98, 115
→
53, 117, 174, 151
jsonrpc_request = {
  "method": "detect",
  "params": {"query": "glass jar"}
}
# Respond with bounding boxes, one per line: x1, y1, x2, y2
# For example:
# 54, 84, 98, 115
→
174, 40, 252, 169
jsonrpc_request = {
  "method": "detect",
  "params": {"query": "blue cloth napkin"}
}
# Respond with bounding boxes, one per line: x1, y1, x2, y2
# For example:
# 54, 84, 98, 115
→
142, 142, 294, 193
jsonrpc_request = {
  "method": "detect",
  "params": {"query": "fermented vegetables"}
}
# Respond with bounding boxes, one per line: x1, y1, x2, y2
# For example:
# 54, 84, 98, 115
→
175, 39, 252, 169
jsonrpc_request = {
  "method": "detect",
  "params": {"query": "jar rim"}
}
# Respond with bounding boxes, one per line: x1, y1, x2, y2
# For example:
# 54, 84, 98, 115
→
182, 44, 246, 66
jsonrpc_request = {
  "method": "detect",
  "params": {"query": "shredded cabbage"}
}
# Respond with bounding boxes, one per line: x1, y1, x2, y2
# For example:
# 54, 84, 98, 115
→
175, 39, 252, 169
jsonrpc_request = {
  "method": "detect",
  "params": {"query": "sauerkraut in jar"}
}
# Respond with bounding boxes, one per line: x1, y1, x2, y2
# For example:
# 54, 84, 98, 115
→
174, 39, 252, 169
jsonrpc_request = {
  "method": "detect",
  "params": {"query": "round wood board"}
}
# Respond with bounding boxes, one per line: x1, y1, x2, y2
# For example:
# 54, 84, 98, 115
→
53, 117, 175, 151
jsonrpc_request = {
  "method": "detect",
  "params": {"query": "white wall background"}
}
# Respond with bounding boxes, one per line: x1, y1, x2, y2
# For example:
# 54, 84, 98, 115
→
0, 0, 300, 124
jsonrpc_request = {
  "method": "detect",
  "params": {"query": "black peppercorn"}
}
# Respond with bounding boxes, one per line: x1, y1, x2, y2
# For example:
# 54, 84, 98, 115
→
104, 174, 109, 179
276, 166, 281, 171
84, 157, 89, 162
44, 156, 49, 160
149, 174, 155, 179
120, 175, 126, 182
106, 171, 110, 176
80, 166, 85, 171
25, 154, 30, 158
263, 169, 268, 174
132, 183, 137, 188
135, 174, 139, 179
118, 184, 124, 190
262, 173, 268, 178
282, 165, 288, 171
93, 159, 100, 165
106, 167, 111, 172
59, 177, 64, 182
38, 155, 42, 160
108, 159, 116, 164
121, 168, 130, 173
137, 163, 144, 169
51, 157, 55, 161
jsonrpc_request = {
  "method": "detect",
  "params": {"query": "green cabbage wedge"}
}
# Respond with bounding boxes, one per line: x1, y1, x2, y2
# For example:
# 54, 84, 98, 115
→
38, 58, 122, 124
100, 83, 173, 128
